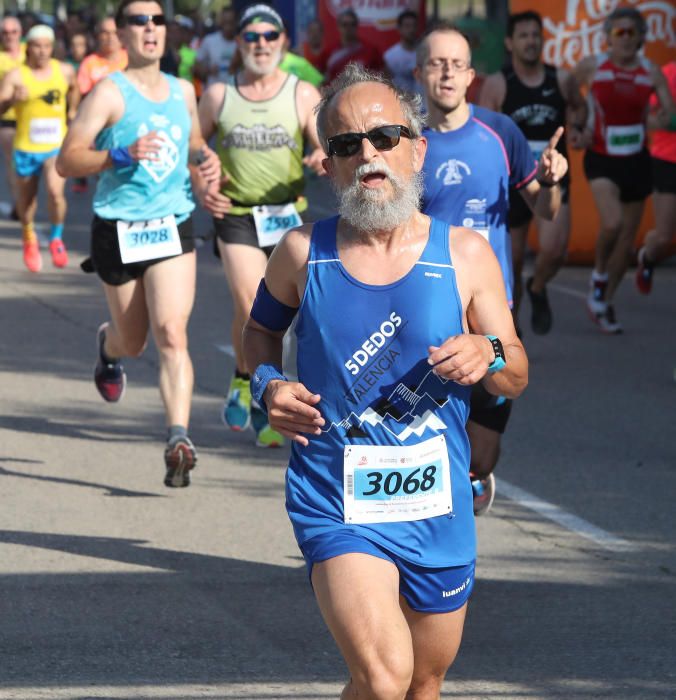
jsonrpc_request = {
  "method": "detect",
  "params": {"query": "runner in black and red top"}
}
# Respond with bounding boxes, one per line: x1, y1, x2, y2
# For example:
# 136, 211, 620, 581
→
574, 7, 674, 334
480, 10, 586, 336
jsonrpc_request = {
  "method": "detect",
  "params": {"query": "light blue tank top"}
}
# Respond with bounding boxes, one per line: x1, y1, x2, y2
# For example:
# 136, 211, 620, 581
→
93, 71, 194, 222
287, 216, 476, 567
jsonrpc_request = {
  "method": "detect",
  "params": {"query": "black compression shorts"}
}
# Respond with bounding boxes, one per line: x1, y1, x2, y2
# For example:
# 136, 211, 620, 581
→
583, 149, 652, 202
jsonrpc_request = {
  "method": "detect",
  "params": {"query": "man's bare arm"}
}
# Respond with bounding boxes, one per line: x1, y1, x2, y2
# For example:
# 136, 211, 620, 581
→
477, 72, 506, 112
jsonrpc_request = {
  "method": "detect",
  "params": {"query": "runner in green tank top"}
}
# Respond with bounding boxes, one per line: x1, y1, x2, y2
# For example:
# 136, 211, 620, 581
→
198, 3, 325, 449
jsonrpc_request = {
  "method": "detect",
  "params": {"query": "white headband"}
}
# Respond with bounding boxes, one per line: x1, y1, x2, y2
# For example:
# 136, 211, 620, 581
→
26, 24, 55, 43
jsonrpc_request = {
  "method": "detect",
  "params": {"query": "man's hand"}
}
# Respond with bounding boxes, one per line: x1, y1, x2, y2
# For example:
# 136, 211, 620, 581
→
128, 130, 163, 161
199, 175, 232, 218
264, 380, 325, 446
427, 335, 495, 385
303, 147, 327, 176
13, 83, 28, 103
536, 126, 569, 184
567, 125, 591, 150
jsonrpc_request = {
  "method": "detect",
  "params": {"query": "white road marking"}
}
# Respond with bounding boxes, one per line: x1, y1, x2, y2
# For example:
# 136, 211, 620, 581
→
548, 281, 588, 300
215, 343, 235, 358
498, 478, 635, 552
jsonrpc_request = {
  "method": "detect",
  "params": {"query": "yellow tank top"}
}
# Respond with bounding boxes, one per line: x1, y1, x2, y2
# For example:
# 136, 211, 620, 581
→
14, 59, 68, 152
0, 45, 26, 121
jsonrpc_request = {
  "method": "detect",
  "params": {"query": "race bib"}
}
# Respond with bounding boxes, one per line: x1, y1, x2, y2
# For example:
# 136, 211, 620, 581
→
528, 139, 549, 162
116, 215, 182, 264
606, 124, 644, 156
29, 118, 61, 145
252, 203, 302, 248
343, 435, 452, 524
462, 198, 489, 241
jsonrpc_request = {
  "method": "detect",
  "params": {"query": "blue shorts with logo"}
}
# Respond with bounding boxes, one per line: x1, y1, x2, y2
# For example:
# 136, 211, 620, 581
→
300, 529, 475, 613
13, 148, 60, 177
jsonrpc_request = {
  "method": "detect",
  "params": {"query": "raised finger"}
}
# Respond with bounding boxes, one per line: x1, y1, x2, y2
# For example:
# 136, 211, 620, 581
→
547, 125, 564, 151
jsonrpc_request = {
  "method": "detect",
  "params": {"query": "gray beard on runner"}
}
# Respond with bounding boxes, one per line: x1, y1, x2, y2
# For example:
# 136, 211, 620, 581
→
242, 47, 282, 77
335, 161, 423, 232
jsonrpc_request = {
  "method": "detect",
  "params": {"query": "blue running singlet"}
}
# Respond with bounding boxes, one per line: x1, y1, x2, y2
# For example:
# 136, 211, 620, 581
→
93, 71, 194, 222
287, 216, 476, 568
421, 104, 537, 305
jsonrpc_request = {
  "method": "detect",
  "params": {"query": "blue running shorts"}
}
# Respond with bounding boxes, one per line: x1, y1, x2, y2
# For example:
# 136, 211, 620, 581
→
300, 529, 475, 613
13, 148, 60, 177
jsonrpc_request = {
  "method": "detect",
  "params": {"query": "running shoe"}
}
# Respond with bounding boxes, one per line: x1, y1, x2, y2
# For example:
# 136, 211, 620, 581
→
71, 178, 88, 194
94, 324, 126, 402
49, 238, 68, 268
586, 279, 607, 325
471, 472, 495, 516
635, 247, 654, 295
23, 240, 42, 273
251, 402, 285, 448
164, 435, 197, 488
596, 304, 623, 335
222, 375, 252, 431
526, 277, 552, 335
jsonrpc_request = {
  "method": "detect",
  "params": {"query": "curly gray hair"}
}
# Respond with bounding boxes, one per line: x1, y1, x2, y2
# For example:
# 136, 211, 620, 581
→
315, 63, 426, 153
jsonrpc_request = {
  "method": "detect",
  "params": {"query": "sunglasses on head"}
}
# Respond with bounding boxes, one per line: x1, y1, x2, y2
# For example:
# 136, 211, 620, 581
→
327, 124, 413, 158
610, 26, 636, 38
123, 14, 166, 27
242, 30, 281, 43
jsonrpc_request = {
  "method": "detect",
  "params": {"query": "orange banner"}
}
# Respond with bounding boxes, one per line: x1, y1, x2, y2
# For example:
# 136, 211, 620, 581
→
510, 0, 675, 262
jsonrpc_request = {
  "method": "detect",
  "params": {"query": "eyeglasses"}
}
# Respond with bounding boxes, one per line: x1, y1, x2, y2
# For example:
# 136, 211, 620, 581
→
610, 26, 637, 38
1, 29, 20, 35
123, 14, 166, 27
425, 57, 471, 73
241, 30, 281, 43
327, 124, 413, 158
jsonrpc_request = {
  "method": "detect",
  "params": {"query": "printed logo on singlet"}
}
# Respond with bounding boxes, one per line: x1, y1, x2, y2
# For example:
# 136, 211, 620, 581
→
222, 123, 298, 151
137, 120, 181, 183
435, 159, 471, 185
39, 89, 61, 105
510, 104, 559, 127
328, 361, 452, 442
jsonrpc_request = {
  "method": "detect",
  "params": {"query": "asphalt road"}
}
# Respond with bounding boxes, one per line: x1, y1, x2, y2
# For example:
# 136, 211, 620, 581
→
0, 166, 674, 700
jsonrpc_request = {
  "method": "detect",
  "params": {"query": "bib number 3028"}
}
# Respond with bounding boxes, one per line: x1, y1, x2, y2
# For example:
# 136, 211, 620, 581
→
343, 435, 452, 524
116, 215, 182, 264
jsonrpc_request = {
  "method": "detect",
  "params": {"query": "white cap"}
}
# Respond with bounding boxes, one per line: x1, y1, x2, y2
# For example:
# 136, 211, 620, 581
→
26, 24, 55, 43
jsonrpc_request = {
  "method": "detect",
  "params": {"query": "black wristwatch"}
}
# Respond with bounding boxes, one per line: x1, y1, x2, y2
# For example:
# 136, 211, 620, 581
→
485, 335, 506, 374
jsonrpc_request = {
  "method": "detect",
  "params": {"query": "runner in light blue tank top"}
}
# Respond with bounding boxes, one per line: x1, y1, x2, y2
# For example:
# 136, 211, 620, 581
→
93, 71, 194, 222
289, 215, 476, 568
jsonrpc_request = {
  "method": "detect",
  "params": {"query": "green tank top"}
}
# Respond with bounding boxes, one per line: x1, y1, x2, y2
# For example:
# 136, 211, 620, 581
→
216, 73, 306, 216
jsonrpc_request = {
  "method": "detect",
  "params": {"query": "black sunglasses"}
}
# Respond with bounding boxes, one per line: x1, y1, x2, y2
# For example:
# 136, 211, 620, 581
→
123, 14, 166, 27
242, 30, 281, 43
327, 124, 413, 157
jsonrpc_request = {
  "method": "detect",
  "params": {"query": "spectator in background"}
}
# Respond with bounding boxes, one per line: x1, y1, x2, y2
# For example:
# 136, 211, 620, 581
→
280, 34, 323, 87
194, 6, 237, 87
325, 9, 382, 82
383, 9, 420, 94
302, 19, 331, 74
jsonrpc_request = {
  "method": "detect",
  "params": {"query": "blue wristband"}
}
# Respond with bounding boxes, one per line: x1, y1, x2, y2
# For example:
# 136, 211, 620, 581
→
251, 364, 287, 414
109, 146, 135, 169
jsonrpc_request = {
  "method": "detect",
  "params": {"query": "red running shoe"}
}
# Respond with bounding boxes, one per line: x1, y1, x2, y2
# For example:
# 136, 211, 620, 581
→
94, 324, 126, 403
164, 436, 197, 488
635, 247, 653, 295
49, 239, 68, 268
23, 241, 42, 273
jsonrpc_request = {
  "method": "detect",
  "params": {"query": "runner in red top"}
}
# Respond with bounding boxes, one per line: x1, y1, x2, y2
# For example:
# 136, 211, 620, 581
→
636, 60, 676, 294
574, 7, 674, 334
325, 9, 382, 82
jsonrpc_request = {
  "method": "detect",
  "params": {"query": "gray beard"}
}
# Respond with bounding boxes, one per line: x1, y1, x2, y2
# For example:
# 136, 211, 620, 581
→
335, 166, 423, 232
242, 48, 281, 76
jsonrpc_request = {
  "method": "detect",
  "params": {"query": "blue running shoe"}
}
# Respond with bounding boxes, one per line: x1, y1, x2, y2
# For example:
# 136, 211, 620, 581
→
471, 472, 495, 516
251, 402, 284, 448
223, 375, 251, 431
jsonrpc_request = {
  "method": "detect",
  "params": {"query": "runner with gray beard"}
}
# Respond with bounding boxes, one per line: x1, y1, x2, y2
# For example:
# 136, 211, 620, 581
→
242, 64, 527, 698
198, 3, 324, 448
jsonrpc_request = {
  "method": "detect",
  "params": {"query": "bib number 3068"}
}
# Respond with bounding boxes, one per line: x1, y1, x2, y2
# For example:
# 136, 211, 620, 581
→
343, 435, 452, 524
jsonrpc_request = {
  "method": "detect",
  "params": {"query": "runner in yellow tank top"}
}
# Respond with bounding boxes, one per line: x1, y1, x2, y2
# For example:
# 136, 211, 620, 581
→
0, 16, 25, 217
198, 3, 325, 448
0, 25, 79, 272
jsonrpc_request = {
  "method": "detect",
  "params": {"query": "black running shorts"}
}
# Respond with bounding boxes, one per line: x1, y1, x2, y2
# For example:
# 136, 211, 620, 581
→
508, 176, 570, 228
0, 119, 16, 129
468, 382, 513, 434
212, 211, 304, 259
583, 149, 652, 202
651, 157, 676, 195
87, 215, 195, 286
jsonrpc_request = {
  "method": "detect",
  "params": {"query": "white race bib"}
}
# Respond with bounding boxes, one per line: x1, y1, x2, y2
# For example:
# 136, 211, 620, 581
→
252, 203, 302, 248
343, 435, 452, 524
29, 118, 61, 145
606, 124, 644, 156
116, 215, 182, 264
528, 139, 549, 162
